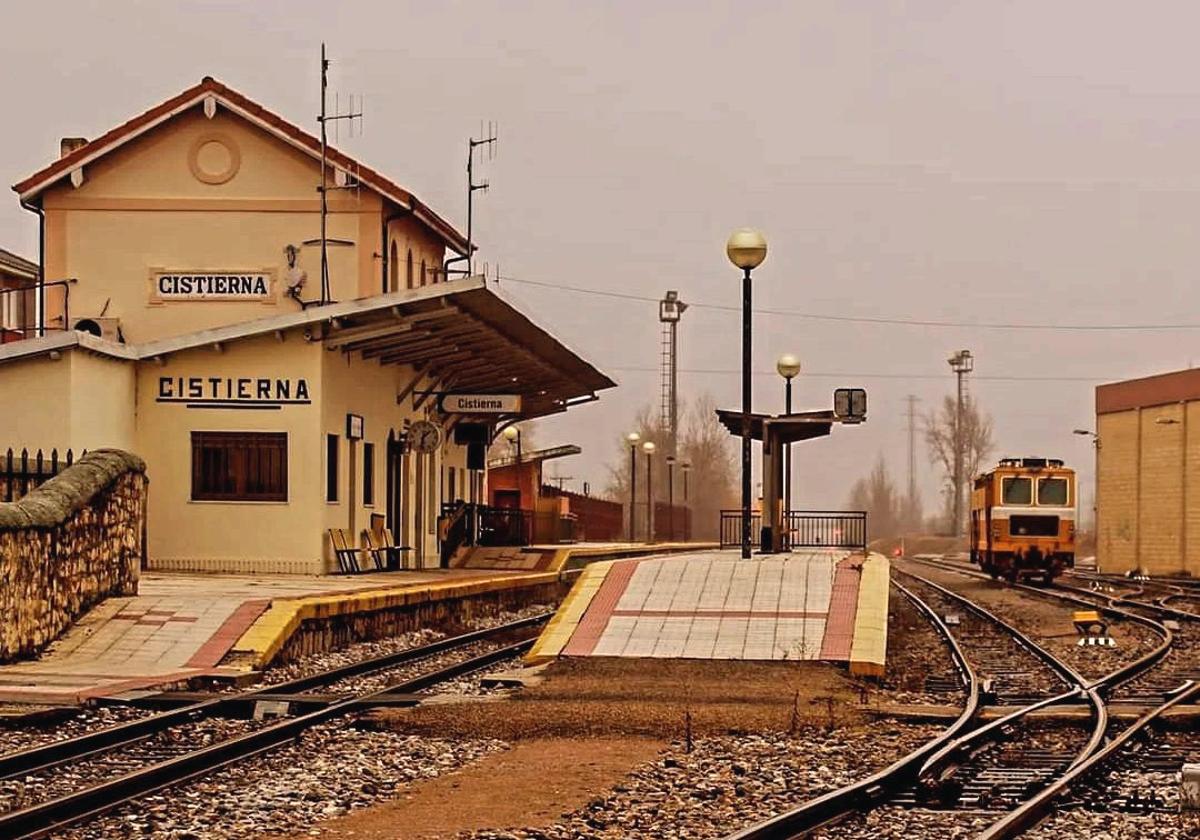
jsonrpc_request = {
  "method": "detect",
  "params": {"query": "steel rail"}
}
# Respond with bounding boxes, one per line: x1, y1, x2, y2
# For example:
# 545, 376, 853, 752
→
0, 612, 550, 782
909, 557, 1188, 839
894, 571, 1105, 780
722, 581, 981, 840
0, 630, 540, 839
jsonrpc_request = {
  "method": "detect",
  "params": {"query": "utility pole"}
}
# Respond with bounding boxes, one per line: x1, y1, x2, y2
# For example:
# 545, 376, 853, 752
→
947, 350, 974, 538
905, 394, 921, 511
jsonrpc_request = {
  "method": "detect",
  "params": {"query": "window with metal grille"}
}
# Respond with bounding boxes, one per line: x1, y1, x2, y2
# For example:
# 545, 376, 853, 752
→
191, 432, 287, 502
363, 442, 375, 506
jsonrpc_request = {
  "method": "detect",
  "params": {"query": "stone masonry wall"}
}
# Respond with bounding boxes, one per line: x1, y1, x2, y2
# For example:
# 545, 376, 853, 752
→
0, 450, 147, 661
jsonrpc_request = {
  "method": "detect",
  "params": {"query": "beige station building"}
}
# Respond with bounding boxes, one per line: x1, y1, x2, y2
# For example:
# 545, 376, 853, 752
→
0, 77, 614, 574
1095, 367, 1200, 576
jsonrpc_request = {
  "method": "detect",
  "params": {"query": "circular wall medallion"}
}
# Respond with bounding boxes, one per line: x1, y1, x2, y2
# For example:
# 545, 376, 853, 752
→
188, 133, 241, 185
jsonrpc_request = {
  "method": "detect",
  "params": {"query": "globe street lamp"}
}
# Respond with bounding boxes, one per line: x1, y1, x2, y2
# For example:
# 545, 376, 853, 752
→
642, 440, 657, 543
776, 353, 801, 548
503, 424, 522, 463
626, 432, 641, 542
727, 228, 767, 559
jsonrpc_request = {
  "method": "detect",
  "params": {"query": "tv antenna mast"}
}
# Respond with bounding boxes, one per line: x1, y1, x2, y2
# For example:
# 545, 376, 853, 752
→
317, 43, 363, 304
446, 123, 497, 278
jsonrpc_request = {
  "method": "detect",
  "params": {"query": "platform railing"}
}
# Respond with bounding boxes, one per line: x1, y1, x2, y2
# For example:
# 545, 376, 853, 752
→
719, 510, 867, 551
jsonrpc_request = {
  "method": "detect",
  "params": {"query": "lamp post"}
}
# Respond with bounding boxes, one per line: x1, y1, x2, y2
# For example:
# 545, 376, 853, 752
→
1074, 429, 1100, 566
681, 461, 691, 540
727, 228, 768, 559
643, 441, 656, 543
776, 353, 801, 549
626, 432, 640, 542
666, 454, 676, 542
503, 425, 522, 463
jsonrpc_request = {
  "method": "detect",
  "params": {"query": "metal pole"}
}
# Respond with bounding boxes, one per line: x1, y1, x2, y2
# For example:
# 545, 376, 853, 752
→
741, 266, 753, 559
668, 460, 675, 542
319, 43, 330, 305
784, 376, 792, 549
629, 444, 637, 543
646, 451, 654, 543
954, 366, 964, 537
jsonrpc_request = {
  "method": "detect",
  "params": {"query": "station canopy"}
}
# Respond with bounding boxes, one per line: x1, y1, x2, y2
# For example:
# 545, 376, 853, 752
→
314, 279, 614, 420
715, 409, 835, 443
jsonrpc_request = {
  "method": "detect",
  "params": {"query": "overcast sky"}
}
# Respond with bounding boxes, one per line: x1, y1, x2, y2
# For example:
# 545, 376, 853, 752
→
6, 1, 1200, 512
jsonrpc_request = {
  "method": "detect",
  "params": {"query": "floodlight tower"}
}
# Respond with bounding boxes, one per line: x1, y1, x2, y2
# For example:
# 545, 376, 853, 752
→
659, 291, 688, 456
948, 349, 974, 537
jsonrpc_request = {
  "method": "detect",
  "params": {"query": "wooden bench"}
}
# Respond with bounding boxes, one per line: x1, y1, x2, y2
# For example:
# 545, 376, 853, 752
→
362, 527, 411, 571
328, 528, 370, 574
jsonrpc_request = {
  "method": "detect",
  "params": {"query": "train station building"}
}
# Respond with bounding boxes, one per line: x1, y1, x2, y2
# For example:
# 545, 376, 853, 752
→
1095, 367, 1200, 576
0, 76, 614, 575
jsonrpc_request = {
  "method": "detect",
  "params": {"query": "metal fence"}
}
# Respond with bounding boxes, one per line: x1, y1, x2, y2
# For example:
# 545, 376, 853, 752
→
2, 448, 82, 502
719, 510, 867, 551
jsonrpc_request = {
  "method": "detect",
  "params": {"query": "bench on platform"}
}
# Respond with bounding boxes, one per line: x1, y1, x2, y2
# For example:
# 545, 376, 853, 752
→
362, 527, 412, 571
328, 528, 371, 574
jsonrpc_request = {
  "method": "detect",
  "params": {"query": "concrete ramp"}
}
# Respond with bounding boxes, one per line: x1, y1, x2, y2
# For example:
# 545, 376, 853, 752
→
528, 550, 888, 676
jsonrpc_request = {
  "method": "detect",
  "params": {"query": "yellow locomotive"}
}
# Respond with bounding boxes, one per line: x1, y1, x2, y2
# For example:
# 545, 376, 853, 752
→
969, 457, 1076, 584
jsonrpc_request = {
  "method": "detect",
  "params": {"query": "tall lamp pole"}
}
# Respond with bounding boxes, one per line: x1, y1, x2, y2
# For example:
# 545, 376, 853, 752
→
776, 354, 801, 549
681, 461, 691, 541
626, 432, 640, 542
727, 229, 768, 559
643, 441, 656, 543
666, 455, 676, 542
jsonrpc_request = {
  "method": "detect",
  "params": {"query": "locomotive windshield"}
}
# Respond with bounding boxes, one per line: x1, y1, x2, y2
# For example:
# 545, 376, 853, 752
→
1038, 477, 1069, 506
1002, 476, 1032, 505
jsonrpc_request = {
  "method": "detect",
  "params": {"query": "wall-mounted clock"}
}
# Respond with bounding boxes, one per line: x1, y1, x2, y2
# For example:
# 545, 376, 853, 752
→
409, 420, 444, 453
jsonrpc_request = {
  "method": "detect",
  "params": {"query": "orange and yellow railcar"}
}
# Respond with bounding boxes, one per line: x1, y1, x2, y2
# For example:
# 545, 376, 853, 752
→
969, 457, 1076, 584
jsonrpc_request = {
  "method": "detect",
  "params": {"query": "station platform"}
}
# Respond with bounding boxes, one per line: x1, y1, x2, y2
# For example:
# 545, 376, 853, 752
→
0, 542, 711, 705
528, 549, 890, 676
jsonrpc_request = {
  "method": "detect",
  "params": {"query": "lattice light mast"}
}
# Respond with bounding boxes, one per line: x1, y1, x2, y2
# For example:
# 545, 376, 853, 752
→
948, 349, 974, 537
659, 290, 688, 456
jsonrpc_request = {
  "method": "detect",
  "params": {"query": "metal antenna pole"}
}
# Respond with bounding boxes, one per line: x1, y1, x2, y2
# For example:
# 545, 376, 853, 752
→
319, 43, 329, 305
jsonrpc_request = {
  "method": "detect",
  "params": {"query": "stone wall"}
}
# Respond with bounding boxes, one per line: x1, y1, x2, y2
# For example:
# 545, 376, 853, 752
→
0, 449, 147, 661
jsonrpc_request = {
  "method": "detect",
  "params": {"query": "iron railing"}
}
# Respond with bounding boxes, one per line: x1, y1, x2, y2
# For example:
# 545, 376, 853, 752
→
2, 447, 82, 503
0, 279, 75, 340
719, 510, 867, 551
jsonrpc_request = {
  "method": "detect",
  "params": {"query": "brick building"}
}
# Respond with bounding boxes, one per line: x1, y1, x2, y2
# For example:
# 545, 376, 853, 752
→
1096, 368, 1200, 575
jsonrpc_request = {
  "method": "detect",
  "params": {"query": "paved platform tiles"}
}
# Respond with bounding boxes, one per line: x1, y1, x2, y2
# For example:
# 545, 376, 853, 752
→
529, 549, 890, 676
0, 568, 550, 704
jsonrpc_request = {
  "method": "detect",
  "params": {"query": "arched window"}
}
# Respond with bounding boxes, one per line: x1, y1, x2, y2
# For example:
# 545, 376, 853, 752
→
420, 259, 427, 286
388, 240, 399, 292
406, 249, 414, 289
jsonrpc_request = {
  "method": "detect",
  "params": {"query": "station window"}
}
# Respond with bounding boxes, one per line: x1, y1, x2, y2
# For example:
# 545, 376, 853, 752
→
1001, 476, 1032, 505
191, 432, 287, 502
326, 433, 339, 502
1037, 477, 1069, 506
363, 442, 375, 506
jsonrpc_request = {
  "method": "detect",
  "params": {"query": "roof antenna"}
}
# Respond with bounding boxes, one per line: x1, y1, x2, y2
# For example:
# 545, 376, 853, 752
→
445, 121, 497, 279
317, 43, 363, 305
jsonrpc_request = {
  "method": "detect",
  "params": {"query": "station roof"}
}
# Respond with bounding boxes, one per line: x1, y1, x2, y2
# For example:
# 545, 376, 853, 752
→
11, 77, 468, 255
715, 409, 835, 443
0, 277, 616, 421
1096, 367, 1200, 415
488, 444, 582, 470
0, 248, 37, 282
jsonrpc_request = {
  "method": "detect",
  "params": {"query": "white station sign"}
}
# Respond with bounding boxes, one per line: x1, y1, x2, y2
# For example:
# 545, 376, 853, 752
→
150, 270, 274, 302
439, 393, 523, 414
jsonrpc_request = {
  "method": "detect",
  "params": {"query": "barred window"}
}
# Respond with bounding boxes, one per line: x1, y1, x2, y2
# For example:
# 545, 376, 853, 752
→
191, 432, 287, 502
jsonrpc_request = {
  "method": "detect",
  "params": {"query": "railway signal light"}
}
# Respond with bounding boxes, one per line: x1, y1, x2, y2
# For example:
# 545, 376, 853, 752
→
834, 388, 867, 423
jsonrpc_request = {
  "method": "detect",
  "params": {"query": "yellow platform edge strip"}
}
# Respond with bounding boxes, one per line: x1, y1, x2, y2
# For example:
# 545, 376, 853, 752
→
848, 553, 890, 677
525, 560, 617, 663
232, 571, 560, 668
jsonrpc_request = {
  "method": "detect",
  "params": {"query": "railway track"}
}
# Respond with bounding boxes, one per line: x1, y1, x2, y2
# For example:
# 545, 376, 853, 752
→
0, 613, 549, 839
724, 556, 1180, 840
906, 557, 1199, 839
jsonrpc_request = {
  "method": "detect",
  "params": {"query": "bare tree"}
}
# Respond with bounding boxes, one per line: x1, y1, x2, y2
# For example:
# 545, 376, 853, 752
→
847, 455, 901, 539
605, 393, 737, 540
924, 395, 995, 534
